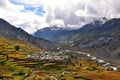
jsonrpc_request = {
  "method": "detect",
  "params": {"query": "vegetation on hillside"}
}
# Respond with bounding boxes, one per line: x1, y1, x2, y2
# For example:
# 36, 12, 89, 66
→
0, 37, 120, 80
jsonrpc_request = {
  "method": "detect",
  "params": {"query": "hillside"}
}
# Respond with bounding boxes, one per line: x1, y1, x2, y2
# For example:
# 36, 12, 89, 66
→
34, 20, 103, 44
34, 26, 72, 43
34, 18, 120, 66
0, 18, 56, 50
0, 37, 43, 54
0, 19, 120, 80
61, 18, 120, 66
0, 36, 42, 79
0, 37, 120, 80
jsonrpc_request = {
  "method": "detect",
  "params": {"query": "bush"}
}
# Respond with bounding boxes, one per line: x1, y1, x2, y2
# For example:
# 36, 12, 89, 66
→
14, 45, 20, 51
0, 60, 5, 66
13, 71, 25, 75
0, 74, 3, 79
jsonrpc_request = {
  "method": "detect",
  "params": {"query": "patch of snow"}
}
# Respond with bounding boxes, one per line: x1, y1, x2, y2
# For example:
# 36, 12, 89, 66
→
102, 63, 110, 67
91, 57, 96, 60
110, 66, 118, 71
97, 59, 105, 63
87, 54, 91, 57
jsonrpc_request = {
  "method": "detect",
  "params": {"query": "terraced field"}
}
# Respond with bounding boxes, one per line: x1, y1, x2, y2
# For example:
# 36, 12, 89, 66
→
0, 37, 120, 80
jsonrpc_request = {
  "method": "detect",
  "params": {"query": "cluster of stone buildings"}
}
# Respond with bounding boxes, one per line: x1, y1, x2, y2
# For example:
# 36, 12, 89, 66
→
28, 51, 69, 61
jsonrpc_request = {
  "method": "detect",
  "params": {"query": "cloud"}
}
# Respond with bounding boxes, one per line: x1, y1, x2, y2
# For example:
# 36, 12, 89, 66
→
50, 19, 65, 27
0, 0, 48, 34
0, 0, 120, 34
0, 0, 24, 10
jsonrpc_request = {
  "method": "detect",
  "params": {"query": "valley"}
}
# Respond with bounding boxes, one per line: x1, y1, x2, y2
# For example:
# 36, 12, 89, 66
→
35, 18, 120, 69
1, 38, 120, 80
1, 0, 120, 79
0, 18, 120, 80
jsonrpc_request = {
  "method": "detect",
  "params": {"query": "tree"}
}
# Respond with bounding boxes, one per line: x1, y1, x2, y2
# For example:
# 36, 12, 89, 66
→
14, 45, 20, 51
6, 55, 9, 60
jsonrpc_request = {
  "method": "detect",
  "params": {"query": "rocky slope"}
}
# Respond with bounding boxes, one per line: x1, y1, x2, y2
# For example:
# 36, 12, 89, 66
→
34, 26, 73, 43
62, 18, 120, 66
34, 20, 103, 44
34, 18, 120, 65
0, 18, 56, 50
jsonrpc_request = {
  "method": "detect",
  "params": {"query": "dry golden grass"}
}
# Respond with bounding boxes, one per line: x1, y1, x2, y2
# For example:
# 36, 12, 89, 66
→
0, 37, 120, 80
8, 53, 26, 59
0, 37, 43, 54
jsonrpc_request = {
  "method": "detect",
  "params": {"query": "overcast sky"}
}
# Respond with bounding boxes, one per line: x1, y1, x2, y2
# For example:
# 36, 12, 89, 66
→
0, 0, 120, 34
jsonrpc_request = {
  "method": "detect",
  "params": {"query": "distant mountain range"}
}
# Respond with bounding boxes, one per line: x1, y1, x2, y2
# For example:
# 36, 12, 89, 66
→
34, 26, 73, 43
34, 18, 120, 65
0, 17, 120, 65
34, 20, 104, 43
0, 18, 56, 50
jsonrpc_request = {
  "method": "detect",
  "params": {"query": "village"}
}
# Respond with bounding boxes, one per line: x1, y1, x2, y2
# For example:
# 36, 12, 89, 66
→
28, 50, 70, 61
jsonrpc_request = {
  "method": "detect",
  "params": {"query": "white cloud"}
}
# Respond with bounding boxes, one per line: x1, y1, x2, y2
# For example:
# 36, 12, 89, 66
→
0, 0, 48, 34
0, 0, 24, 10
0, 0, 120, 34
50, 19, 65, 27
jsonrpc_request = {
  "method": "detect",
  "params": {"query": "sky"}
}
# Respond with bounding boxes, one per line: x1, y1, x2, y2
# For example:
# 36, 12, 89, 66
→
0, 0, 120, 34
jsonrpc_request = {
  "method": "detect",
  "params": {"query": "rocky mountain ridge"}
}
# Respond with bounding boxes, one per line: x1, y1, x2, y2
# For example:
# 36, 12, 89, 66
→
34, 18, 120, 66
0, 18, 56, 50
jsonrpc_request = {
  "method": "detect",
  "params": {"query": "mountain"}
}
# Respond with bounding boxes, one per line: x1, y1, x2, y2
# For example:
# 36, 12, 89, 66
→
62, 18, 120, 65
0, 19, 120, 80
66, 18, 120, 49
34, 26, 73, 43
0, 18, 56, 50
34, 20, 103, 44
34, 18, 120, 65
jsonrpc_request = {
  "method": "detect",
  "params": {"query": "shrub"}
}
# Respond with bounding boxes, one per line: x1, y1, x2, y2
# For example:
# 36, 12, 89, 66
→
0, 60, 5, 66
0, 74, 3, 79
13, 71, 25, 75
14, 45, 20, 51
